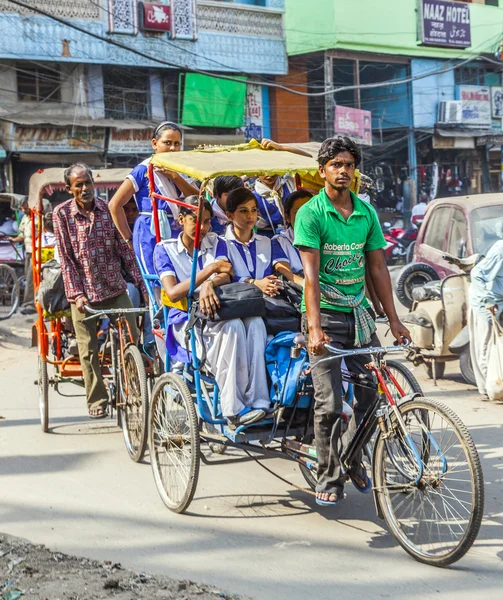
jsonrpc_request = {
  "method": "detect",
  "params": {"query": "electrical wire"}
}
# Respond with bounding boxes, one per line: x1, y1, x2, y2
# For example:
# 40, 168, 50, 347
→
4, 0, 503, 98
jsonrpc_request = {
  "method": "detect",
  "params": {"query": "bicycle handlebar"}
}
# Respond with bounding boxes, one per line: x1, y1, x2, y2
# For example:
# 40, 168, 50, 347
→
324, 339, 409, 359
83, 305, 148, 320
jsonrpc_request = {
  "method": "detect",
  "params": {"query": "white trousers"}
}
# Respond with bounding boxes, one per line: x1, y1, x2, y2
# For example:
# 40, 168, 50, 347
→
173, 316, 270, 417
469, 307, 492, 395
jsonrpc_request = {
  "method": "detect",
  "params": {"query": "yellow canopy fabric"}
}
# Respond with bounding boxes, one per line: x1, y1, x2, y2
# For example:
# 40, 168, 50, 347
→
151, 139, 320, 182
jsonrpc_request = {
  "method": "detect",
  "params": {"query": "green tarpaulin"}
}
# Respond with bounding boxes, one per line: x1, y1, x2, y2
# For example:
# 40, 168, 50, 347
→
181, 74, 247, 128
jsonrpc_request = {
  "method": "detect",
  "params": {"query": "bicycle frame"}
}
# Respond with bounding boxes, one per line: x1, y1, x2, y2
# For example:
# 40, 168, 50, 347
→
316, 344, 427, 483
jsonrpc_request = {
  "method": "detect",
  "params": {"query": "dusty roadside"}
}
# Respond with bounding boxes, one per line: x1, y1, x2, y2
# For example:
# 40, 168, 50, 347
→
0, 533, 248, 600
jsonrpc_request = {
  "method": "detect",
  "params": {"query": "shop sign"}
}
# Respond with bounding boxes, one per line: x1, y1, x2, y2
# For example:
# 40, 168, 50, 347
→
108, 128, 154, 154
491, 87, 503, 119
334, 106, 372, 146
244, 84, 264, 142
459, 85, 491, 127
140, 2, 171, 33
418, 0, 471, 49
2, 123, 105, 152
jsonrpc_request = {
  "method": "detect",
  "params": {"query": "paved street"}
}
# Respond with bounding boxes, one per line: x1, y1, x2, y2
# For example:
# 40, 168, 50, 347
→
1, 313, 503, 600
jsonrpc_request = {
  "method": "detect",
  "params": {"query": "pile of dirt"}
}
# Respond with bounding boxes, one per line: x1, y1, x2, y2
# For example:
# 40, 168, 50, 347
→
0, 534, 249, 600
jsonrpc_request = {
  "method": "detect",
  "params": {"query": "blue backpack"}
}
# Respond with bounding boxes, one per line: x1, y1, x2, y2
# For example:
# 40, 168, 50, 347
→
265, 331, 309, 407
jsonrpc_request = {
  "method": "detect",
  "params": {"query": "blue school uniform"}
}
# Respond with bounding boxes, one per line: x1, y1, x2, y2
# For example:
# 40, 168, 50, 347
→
253, 176, 296, 235
273, 228, 303, 274
127, 158, 186, 275
224, 226, 289, 281
153, 232, 229, 362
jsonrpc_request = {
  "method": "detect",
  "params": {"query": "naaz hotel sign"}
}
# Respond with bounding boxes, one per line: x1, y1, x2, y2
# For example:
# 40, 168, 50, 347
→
419, 0, 471, 49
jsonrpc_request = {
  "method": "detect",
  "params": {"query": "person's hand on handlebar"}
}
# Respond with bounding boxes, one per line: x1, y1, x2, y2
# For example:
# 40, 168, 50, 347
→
308, 328, 330, 356
389, 318, 411, 345
75, 296, 89, 314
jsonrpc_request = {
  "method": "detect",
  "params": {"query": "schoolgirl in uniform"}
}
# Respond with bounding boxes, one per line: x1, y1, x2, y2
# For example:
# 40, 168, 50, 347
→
154, 196, 270, 426
109, 121, 199, 275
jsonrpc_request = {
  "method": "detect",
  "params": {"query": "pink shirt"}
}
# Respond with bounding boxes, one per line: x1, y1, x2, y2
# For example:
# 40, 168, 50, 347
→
54, 197, 144, 303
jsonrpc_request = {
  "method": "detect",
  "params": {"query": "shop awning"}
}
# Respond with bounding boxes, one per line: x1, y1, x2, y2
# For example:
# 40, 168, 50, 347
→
0, 115, 190, 130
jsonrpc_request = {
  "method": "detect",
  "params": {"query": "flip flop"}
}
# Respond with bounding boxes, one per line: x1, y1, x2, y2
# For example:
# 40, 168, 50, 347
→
88, 404, 108, 419
315, 492, 344, 507
349, 463, 372, 494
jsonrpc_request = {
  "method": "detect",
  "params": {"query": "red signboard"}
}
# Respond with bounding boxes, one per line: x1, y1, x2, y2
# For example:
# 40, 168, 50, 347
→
141, 2, 171, 33
334, 106, 372, 146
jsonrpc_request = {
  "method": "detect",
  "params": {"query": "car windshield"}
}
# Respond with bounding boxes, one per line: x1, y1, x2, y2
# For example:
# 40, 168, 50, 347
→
471, 205, 503, 255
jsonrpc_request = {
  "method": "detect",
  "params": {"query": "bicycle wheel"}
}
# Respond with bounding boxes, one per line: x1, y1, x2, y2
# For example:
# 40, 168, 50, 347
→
0, 265, 19, 320
120, 345, 149, 462
38, 356, 49, 432
149, 372, 200, 513
385, 360, 423, 401
373, 397, 484, 567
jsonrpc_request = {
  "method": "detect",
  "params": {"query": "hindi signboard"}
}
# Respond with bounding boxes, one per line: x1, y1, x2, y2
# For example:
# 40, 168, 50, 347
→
140, 2, 171, 33
108, 128, 154, 154
243, 84, 264, 142
459, 86, 491, 128
419, 0, 471, 49
334, 106, 372, 146
2, 123, 105, 153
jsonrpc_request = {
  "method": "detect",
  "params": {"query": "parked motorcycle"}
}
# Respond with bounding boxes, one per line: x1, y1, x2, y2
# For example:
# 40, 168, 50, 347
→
382, 222, 418, 265
402, 253, 481, 386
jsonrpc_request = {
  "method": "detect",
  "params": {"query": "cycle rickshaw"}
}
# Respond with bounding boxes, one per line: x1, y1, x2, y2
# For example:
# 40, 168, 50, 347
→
31, 168, 150, 462
145, 141, 483, 567
0, 192, 26, 319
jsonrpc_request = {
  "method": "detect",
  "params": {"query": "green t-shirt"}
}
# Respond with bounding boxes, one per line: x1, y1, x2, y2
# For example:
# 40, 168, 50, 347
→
294, 189, 386, 313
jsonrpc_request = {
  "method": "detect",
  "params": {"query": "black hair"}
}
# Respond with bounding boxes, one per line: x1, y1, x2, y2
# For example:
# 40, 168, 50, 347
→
317, 136, 361, 168
43, 212, 54, 233
179, 195, 213, 218
225, 187, 256, 213
213, 176, 244, 199
284, 189, 313, 217
64, 163, 93, 186
154, 121, 183, 141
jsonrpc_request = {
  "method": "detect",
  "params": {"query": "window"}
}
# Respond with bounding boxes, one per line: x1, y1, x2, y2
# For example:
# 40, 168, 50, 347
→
423, 207, 451, 251
17, 64, 61, 102
447, 209, 468, 258
485, 1, 499, 7
103, 67, 151, 120
471, 205, 503, 255
455, 67, 485, 86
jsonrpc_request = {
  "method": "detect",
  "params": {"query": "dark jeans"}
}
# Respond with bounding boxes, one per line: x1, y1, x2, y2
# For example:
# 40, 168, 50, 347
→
302, 310, 379, 496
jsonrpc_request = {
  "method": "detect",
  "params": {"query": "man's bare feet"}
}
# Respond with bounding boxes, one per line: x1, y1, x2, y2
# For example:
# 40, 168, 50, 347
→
89, 405, 107, 419
315, 492, 340, 506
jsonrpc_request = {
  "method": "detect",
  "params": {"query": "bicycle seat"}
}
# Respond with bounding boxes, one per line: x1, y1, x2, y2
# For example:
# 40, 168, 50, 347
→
293, 333, 307, 348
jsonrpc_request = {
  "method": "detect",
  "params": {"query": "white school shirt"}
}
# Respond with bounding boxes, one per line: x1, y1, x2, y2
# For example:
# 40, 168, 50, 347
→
273, 228, 303, 274
153, 232, 229, 293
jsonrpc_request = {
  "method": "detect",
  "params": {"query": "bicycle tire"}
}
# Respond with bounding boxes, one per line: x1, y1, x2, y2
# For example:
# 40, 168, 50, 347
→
373, 397, 484, 567
38, 356, 49, 433
121, 345, 149, 463
385, 360, 423, 398
299, 463, 317, 491
149, 373, 200, 513
0, 264, 20, 320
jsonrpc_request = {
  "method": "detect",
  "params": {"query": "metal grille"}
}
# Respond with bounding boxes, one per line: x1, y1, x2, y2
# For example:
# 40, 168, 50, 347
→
103, 67, 151, 120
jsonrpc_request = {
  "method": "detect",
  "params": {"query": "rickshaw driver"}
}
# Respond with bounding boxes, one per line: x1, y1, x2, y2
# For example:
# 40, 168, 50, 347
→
295, 137, 410, 506
53, 164, 146, 419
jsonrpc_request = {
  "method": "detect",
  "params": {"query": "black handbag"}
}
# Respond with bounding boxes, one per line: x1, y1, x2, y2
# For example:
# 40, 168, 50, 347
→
194, 282, 266, 322
263, 283, 302, 335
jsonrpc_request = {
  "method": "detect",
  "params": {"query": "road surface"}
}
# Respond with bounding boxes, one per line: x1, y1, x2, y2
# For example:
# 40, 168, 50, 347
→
1, 313, 502, 600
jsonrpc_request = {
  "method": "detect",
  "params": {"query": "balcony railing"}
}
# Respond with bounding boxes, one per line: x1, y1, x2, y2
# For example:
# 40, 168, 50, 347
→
197, 0, 283, 39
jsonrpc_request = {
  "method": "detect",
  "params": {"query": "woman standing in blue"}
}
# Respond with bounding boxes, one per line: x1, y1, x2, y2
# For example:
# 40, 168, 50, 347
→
109, 122, 199, 275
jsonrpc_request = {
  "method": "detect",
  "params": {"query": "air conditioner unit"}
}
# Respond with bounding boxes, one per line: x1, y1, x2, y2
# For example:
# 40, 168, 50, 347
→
438, 101, 462, 125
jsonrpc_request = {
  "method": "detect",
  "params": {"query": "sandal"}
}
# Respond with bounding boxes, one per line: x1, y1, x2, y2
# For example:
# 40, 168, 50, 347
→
315, 492, 343, 507
349, 462, 372, 494
88, 403, 108, 420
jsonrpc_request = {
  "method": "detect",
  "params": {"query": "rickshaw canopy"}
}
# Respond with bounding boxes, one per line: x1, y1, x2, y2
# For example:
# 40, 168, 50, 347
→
28, 167, 130, 208
151, 139, 320, 182
151, 139, 361, 194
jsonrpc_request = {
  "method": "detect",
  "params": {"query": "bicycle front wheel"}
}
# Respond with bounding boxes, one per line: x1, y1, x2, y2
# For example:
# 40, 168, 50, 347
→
0, 264, 19, 320
149, 373, 200, 513
120, 345, 149, 462
373, 397, 483, 567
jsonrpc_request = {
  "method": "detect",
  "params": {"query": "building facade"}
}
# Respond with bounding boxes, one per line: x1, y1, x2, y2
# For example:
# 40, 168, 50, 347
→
0, 0, 287, 192
283, 0, 503, 212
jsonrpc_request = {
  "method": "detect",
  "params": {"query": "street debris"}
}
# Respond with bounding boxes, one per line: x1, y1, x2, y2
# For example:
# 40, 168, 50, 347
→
0, 534, 251, 600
